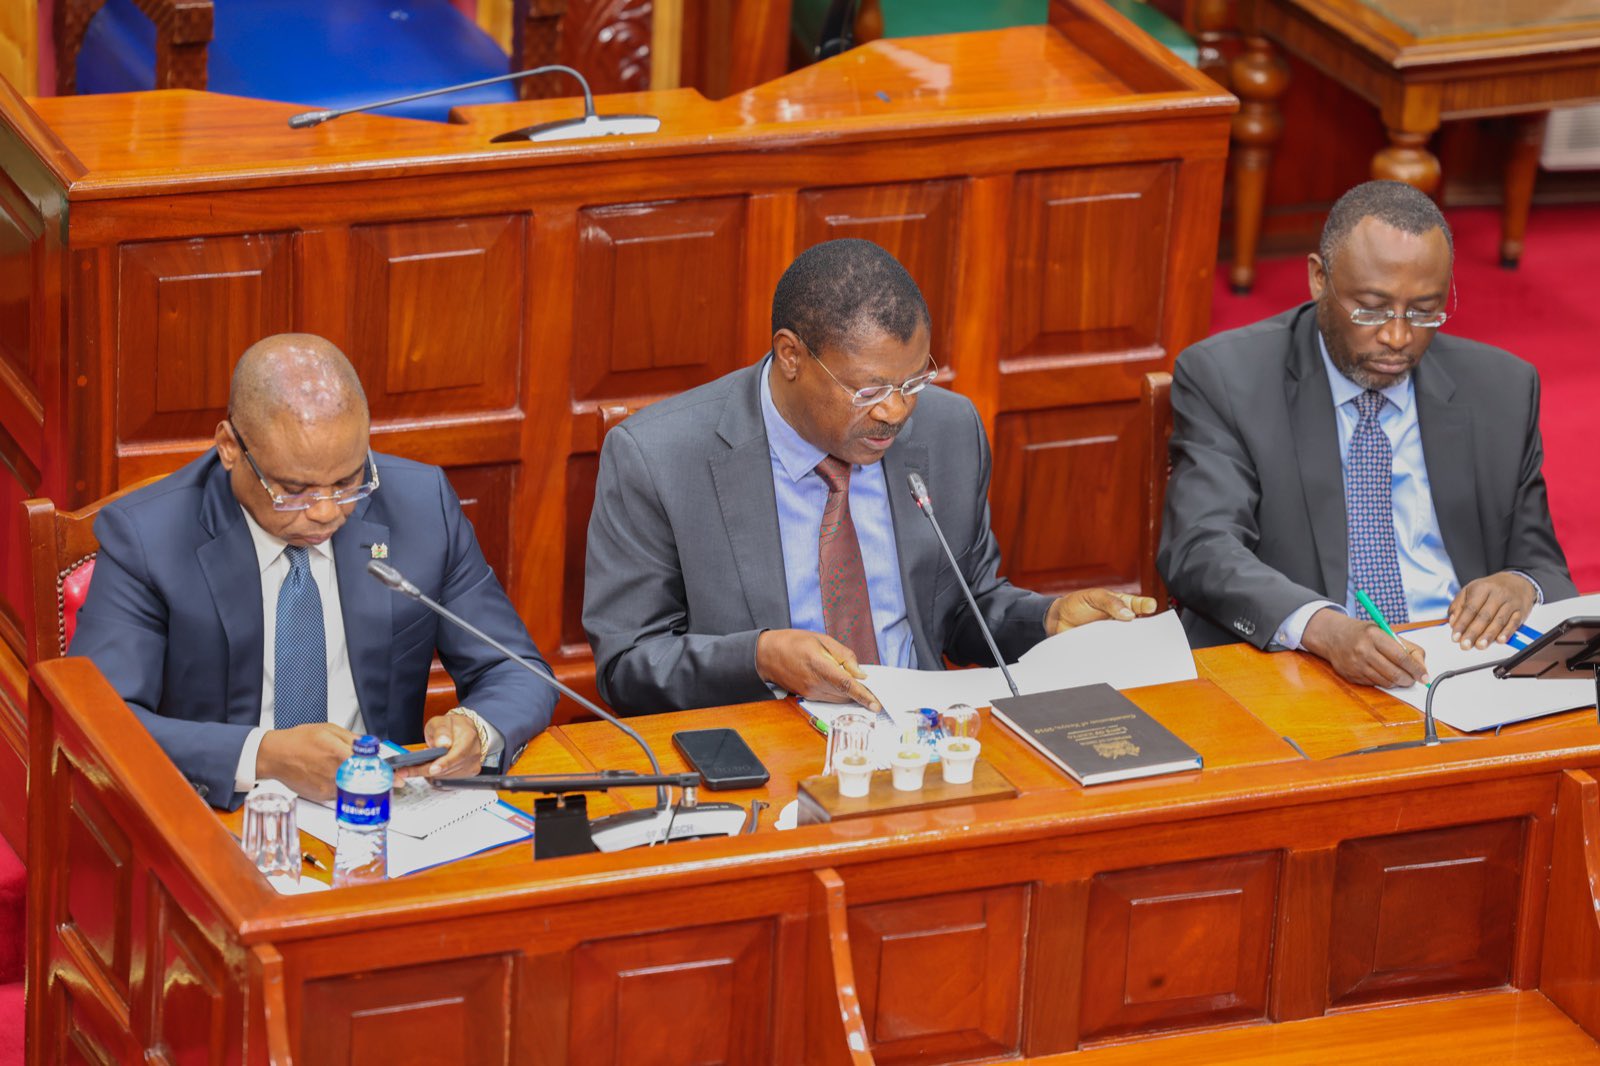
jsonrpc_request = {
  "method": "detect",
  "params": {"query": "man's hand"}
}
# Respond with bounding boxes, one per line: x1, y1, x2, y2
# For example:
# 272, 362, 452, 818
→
1302, 608, 1429, 688
255, 723, 358, 801
401, 711, 486, 781
1448, 572, 1537, 651
756, 629, 882, 711
1045, 589, 1160, 636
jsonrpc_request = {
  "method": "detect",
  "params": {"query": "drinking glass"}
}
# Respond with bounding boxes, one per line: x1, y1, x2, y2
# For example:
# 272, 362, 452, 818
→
242, 788, 301, 883
939, 703, 981, 741
823, 711, 874, 775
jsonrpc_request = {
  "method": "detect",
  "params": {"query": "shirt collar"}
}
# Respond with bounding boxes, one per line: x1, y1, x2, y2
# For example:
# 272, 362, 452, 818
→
759, 355, 830, 483
1317, 331, 1414, 414
239, 504, 334, 574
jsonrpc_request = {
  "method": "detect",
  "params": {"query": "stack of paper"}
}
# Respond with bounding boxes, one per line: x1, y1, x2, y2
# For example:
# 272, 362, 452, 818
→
1387, 592, 1600, 732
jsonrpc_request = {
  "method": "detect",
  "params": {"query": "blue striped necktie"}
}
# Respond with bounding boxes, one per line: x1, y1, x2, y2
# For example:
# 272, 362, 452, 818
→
274, 546, 328, 729
1346, 389, 1408, 624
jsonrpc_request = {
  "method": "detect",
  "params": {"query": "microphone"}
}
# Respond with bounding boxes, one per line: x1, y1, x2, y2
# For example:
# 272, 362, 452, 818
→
366, 560, 746, 849
1339, 657, 1498, 756
906, 472, 1020, 697
287, 65, 662, 143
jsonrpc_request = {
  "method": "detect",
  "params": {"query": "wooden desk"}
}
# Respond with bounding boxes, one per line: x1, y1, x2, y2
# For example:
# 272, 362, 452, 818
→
0, 2, 1234, 844
1228, 0, 1600, 291
27, 643, 1600, 1063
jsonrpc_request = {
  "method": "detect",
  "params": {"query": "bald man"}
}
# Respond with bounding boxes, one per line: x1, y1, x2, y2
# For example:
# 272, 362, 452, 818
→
70, 334, 557, 807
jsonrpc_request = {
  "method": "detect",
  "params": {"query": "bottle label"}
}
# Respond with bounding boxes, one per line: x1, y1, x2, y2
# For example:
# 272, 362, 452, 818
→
336, 788, 390, 827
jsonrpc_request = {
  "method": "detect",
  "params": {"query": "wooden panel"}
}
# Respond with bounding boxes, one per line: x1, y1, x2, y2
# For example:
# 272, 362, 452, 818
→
562, 451, 599, 653
991, 400, 1142, 593
573, 198, 748, 403
348, 215, 524, 421
795, 180, 960, 358
0, 167, 42, 444
1541, 771, 1600, 1039
848, 885, 1026, 1064
1080, 851, 1280, 1042
150, 880, 233, 1066
443, 463, 516, 584
62, 767, 134, 1004
52, 981, 140, 1066
569, 919, 777, 1065
115, 234, 294, 445
1007, 164, 1174, 364
1329, 819, 1526, 1007
301, 954, 513, 1066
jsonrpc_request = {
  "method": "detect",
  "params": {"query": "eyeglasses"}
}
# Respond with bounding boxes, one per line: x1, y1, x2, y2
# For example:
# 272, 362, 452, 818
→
228, 420, 379, 512
796, 335, 938, 408
1326, 274, 1455, 330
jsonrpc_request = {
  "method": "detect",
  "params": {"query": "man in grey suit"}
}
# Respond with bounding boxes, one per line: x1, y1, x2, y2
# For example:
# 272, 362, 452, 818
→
1159, 181, 1573, 687
585, 239, 1155, 715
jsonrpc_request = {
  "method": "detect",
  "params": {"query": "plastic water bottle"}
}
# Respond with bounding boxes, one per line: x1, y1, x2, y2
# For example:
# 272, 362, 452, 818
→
332, 735, 392, 886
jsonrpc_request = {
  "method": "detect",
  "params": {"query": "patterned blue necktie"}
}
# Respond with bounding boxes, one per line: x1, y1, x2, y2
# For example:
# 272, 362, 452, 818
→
274, 546, 328, 729
1346, 389, 1408, 623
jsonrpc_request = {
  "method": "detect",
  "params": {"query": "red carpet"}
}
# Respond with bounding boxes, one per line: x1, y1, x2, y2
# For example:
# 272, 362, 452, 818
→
1211, 204, 1600, 593
0, 838, 19, 987
0, 982, 21, 1064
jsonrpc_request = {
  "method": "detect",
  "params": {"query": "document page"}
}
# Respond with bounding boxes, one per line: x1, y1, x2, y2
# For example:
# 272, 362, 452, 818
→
298, 797, 534, 877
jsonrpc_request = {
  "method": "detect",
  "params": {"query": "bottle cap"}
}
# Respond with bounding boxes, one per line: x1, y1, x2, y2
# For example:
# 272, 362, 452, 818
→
352, 735, 379, 756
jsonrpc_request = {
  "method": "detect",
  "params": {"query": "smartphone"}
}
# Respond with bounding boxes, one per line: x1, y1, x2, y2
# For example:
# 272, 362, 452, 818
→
383, 746, 450, 769
672, 728, 769, 791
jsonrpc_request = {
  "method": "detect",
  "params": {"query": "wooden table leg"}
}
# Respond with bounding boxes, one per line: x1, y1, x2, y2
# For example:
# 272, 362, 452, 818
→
1228, 35, 1289, 294
1371, 127, 1441, 194
1500, 112, 1548, 270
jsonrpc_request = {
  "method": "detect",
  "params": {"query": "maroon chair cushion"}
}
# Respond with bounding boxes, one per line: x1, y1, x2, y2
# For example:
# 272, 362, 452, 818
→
62, 556, 97, 652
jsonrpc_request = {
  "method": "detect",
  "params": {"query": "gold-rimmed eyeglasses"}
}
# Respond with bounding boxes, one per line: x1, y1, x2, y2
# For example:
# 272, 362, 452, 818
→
1326, 274, 1455, 330
796, 334, 938, 408
228, 420, 379, 512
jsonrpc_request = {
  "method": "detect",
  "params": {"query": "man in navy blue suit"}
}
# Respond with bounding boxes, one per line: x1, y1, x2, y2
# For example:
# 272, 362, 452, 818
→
70, 334, 557, 808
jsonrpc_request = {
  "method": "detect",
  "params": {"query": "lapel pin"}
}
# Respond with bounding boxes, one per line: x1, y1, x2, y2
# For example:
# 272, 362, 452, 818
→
369, 542, 389, 560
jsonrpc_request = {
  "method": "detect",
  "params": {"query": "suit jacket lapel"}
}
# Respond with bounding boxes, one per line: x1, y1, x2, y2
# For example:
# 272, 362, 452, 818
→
196, 463, 264, 727
1285, 311, 1349, 600
333, 502, 392, 737
882, 438, 940, 669
710, 363, 792, 631
1415, 359, 1486, 581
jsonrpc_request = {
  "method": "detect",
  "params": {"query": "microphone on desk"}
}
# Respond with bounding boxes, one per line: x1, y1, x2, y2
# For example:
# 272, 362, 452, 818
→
906, 472, 1021, 697
1338, 657, 1499, 756
365, 560, 745, 851
287, 65, 662, 143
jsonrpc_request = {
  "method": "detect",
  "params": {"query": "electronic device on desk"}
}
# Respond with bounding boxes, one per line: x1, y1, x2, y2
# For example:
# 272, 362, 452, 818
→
672, 729, 770, 790
1494, 617, 1600, 724
904, 472, 1202, 786
366, 561, 751, 857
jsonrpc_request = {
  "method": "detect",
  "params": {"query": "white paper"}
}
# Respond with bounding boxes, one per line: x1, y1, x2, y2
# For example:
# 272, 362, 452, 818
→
1387, 593, 1600, 731
297, 797, 533, 878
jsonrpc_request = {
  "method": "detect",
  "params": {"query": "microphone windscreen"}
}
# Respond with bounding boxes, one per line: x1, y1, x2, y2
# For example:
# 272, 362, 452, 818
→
366, 560, 404, 588
907, 471, 931, 509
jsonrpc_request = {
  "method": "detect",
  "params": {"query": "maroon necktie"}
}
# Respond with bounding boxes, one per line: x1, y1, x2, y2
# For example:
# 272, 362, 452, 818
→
815, 455, 880, 666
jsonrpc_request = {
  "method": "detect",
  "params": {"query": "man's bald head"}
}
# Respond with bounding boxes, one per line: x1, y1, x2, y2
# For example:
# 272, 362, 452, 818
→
229, 333, 368, 440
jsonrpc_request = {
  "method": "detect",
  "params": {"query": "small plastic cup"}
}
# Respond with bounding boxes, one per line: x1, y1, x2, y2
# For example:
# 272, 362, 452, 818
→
937, 737, 981, 785
836, 752, 873, 798
891, 746, 930, 791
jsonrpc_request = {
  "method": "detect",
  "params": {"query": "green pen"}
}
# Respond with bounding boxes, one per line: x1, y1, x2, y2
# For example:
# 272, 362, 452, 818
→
1354, 588, 1428, 683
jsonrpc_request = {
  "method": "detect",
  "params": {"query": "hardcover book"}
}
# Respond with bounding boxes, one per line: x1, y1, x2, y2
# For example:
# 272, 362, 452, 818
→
990, 683, 1201, 785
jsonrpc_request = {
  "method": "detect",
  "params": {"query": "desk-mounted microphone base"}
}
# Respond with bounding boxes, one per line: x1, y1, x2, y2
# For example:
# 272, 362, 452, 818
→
588, 802, 749, 852
1339, 735, 1479, 757
492, 114, 661, 143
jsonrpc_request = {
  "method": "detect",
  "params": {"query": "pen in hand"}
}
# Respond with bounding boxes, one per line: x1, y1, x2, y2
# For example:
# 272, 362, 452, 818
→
1354, 588, 1429, 684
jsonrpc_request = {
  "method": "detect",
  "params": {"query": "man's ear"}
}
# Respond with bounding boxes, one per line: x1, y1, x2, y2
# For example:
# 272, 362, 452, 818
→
214, 420, 238, 471
771, 330, 803, 382
1307, 253, 1328, 301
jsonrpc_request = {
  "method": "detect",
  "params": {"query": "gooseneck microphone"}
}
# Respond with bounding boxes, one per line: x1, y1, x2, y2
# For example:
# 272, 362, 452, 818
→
1339, 656, 1499, 756
906, 472, 1021, 697
287, 65, 662, 143
366, 560, 745, 849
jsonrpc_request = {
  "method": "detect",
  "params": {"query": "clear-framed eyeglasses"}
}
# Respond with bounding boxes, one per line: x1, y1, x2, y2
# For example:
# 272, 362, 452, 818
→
1326, 274, 1455, 330
797, 334, 939, 408
228, 420, 380, 512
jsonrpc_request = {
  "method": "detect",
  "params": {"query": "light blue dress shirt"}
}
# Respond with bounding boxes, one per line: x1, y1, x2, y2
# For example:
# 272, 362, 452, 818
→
759, 359, 917, 668
1275, 335, 1460, 648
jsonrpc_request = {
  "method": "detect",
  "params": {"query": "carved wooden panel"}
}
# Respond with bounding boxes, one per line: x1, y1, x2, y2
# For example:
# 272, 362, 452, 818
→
1007, 164, 1174, 363
0, 167, 41, 447
301, 954, 513, 1066
1079, 851, 1279, 1042
990, 400, 1142, 593
348, 215, 525, 422
573, 197, 748, 403
795, 180, 961, 358
569, 919, 777, 1065
62, 770, 134, 1004
1329, 819, 1526, 1007
116, 234, 294, 444
562, 451, 600, 653
52, 981, 140, 1066
150, 880, 232, 1066
444, 463, 516, 584
848, 885, 1026, 1064
562, 0, 654, 94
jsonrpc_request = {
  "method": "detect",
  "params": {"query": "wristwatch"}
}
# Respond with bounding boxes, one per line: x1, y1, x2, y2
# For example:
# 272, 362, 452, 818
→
446, 706, 491, 765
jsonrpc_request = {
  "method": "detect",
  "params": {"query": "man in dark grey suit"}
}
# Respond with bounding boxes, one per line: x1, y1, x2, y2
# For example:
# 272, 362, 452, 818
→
1159, 181, 1573, 687
585, 239, 1155, 715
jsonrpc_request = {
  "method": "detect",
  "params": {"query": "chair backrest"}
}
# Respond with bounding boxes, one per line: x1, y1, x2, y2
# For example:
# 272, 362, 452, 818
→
24, 477, 164, 663
1139, 371, 1173, 607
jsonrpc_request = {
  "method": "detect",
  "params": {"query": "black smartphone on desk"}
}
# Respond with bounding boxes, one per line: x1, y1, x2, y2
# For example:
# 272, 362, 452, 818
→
672, 728, 769, 791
